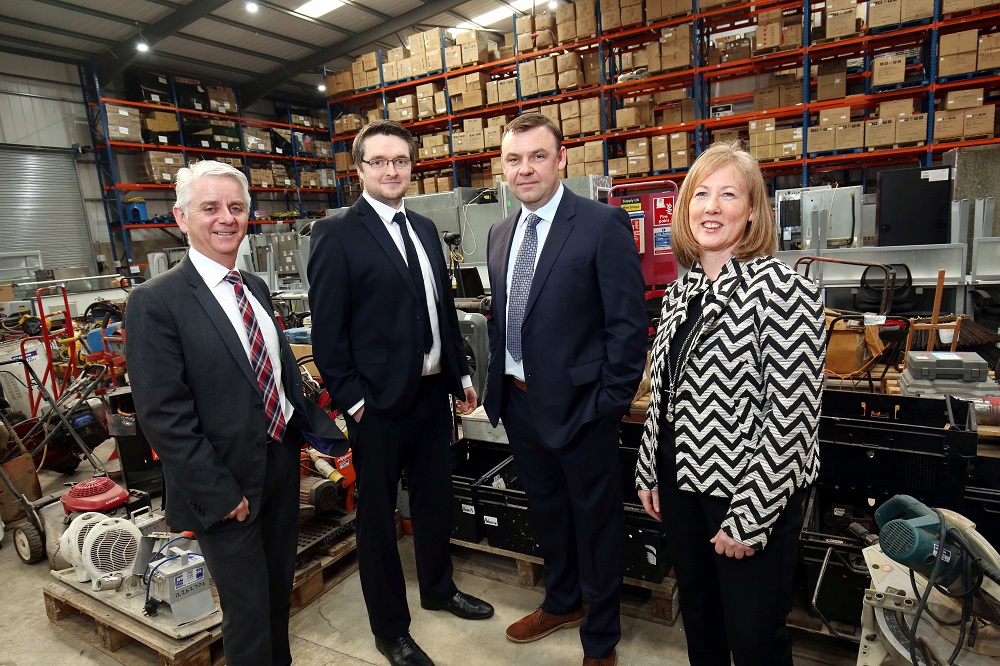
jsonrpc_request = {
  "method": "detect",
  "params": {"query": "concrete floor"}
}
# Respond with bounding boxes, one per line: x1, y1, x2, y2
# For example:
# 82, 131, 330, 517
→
0, 441, 860, 665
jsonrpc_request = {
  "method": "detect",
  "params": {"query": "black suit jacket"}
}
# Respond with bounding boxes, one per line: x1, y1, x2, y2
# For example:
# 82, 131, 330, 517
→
125, 255, 345, 532
307, 197, 469, 417
484, 188, 648, 447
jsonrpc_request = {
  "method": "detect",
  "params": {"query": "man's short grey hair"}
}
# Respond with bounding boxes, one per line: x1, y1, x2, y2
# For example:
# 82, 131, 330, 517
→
174, 160, 251, 214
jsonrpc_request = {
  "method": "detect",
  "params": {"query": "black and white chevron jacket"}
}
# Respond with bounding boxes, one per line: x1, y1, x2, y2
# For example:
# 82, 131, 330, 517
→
635, 255, 825, 549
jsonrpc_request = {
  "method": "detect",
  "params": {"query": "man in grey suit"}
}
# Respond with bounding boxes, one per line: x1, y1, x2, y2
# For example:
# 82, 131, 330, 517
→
126, 160, 345, 666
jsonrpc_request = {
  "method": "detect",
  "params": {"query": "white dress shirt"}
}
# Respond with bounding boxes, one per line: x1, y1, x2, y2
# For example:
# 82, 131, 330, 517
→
504, 183, 566, 382
349, 193, 472, 416
188, 247, 293, 424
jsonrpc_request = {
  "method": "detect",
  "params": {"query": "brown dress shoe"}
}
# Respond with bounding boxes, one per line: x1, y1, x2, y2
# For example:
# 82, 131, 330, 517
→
506, 606, 585, 643
583, 649, 617, 665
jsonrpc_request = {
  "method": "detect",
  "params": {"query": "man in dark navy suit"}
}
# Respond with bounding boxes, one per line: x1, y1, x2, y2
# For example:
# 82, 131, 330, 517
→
484, 115, 647, 666
308, 120, 493, 666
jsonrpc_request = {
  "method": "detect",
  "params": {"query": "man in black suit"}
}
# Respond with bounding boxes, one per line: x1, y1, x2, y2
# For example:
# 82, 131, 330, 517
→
126, 160, 346, 666
484, 115, 647, 666
307, 120, 493, 666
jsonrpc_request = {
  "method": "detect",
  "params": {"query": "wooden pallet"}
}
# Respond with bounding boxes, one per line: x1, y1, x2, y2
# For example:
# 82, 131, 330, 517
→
44, 583, 224, 666
449, 538, 679, 626
290, 529, 360, 612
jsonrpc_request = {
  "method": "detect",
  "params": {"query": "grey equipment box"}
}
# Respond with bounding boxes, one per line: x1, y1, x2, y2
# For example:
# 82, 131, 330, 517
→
905, 351, 990, 382
898, 371, 1000, 399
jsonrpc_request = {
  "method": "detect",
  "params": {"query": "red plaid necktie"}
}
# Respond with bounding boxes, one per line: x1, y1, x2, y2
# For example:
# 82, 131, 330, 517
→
224, 270, 286, 442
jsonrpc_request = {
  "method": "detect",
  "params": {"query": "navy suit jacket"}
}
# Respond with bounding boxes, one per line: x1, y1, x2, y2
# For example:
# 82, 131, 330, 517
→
125, 255, 345, 532
484, 188, 648, 447
307, 197, 469, 417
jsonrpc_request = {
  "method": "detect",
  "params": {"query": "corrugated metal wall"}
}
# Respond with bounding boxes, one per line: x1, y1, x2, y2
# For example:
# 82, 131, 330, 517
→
0, 146, 96, 272
1, 53, 106, 266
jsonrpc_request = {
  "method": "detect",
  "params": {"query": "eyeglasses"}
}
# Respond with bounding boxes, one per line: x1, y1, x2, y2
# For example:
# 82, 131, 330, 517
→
360, 158, 412, 170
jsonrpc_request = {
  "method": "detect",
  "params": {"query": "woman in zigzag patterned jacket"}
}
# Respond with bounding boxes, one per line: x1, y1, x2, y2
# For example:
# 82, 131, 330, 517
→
635, 141, 826, 666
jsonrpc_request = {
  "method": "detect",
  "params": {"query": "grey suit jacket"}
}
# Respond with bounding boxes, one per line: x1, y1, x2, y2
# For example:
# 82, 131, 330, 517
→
125, 254, 344, 532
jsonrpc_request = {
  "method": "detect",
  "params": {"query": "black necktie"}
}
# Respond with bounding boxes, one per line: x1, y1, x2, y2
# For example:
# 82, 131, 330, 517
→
394, 212, 433, 353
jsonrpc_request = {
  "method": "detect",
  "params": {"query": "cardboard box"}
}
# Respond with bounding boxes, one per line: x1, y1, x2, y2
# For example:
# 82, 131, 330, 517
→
445, 45, 462, 69
816, 73, 846, 101
754, 86, 780, 111
938, 53, 978, 77
713, 128, 742, 143
773, 127, 803, 143
483, 126, 502, 149
577, 14, 598, 37
820, 106, 852, 126
460, 90, 486, 110
626, 137, 650, 157
558, 69, 584, 89
616, 101, 653, 128
669, 132, 689, 151
561, 115, 582, 135
780, 141, 802, 157
560, 99, 581, 119
628, 155, 651, 174
105, 104, 142, 142
671, 149, 692, 169
942, 0, 974, 9
939, 30, 978, 56
900, 0, 934, 20
537, 56, 556, 76
978, 33, 1000, 70
868, 0, 901, 27
585, 140, 603, 162
607, 157, 629, 176
865, 118, 896, 147
835, 122, 864, 149
894, 112, 927, 143
557, 21, 577, 42
498, 78, 518, 103
872, 54, 906, 86
520, 76, 538, 97
537, 74, 557, 94
808, 125, 836, 152
964, 105, 995, 137
540, 104, 560, 122
622, 4, 643, 24
934, 109, 965, 140
567, 145, 586, 164
825, 8, 858, 39
878, 98, 915, 118
946, 88, 984, 110
749, 118, 776, 133
557, 3, 576, 23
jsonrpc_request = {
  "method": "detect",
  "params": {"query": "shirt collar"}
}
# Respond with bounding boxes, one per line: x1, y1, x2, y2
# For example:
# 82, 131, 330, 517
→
364, 191, 405, 225
188, 247, 236, 288
519, 183, 565, 227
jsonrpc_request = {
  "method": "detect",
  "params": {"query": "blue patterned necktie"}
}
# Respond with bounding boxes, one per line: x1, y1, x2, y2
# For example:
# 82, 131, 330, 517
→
507, 213, 541, 362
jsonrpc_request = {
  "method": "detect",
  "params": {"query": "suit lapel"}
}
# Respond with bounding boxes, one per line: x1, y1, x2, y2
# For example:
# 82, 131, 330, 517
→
180, 257, 260, 391
523, 191, 576, 320
357, 198, 420, 301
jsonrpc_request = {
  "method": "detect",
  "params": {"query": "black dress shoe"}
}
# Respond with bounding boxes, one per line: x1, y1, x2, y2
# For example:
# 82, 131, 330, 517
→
374, 634, 434, 666
420, 591, 495, 620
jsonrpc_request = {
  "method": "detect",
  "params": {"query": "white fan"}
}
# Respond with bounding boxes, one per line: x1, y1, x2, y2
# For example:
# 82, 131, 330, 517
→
81, 517, 142, 591
59, 512, 108, 582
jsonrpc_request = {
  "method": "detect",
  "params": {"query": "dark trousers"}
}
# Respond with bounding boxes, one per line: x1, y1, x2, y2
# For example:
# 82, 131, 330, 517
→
351, 374, 458, 639
195, 436, 300, 666
501, 380, 625, 658
658, 483, 806, 666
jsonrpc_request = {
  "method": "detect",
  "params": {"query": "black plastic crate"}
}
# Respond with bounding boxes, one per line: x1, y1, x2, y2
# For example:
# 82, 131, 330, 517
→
450, 439, 511, 544
818, 391, 978, 510
475, 457, 538, 556
619, 446, 670, 582
797, 486, 872, 628
963, 487, 1000, 550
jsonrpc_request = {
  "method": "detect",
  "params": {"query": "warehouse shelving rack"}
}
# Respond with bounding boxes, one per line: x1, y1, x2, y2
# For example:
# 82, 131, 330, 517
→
80, 67, 338, 272
325, 0, 999, 203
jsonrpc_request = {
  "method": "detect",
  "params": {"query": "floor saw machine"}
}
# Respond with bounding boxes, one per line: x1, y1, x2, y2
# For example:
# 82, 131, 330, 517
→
853, 495, 1000, 665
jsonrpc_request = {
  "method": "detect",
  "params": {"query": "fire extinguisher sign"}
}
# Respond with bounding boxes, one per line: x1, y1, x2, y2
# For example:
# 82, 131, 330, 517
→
652, 194, 674, 256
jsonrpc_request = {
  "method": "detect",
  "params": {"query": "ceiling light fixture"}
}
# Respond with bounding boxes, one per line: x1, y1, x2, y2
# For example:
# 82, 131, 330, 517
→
246, 1, 259, 12
136, 42, 149, 52
548, 0, 558, 8
295, 0, 343, 18
448, 0, 536, 35
318, 83, 327, 91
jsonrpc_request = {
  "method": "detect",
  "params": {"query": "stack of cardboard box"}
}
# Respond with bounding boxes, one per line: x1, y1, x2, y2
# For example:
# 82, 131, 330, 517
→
748, 118, 776, 159
314, 140, 333, 160
806, 107, 847, 153
416, 133, 451, 162
656, 25, 694, 72
418, 173, 454, 195
333, 113, 364, 136
243, 127, 272, 153
334, 152, 354, 173
649, 131, 691, 171
616, 99, 654, 129
647, 0, 688, 21
271, 164, 295, 188
576, 1, 598, 38
656, 89, 695, 126
625, 137, 651, 175
382, 46, 409, 84
939, 29, 978, 77
557, 52, 585, 90
449, 72, 488, 111
979, 32, 1000, 70
556, 3, 576, 42
817, 0, 860, 41
135, 151, 182, 184
601, 0, 622, 32
249, 167, 273, 188
534, 13, 558, 49
935, 88, 995, 140
105, 104, 143, 142
414, 82, 446, 120
317, 169, 337, 188
353, 51, 385, 90
816, 60, 848, 101
456, 29, 498, 67
323, 68, 355, 96
141, 110, 179, 146
565, 140, 605, 177
299, 169, 319, 189
867, 0, 901, 30
516, 15, 536, 54
206, 86, 238, 115
621, 0, 644, 27
387, 94, 417, 123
